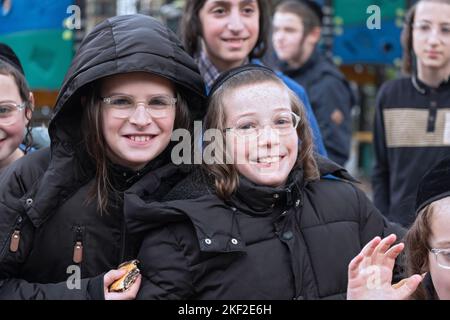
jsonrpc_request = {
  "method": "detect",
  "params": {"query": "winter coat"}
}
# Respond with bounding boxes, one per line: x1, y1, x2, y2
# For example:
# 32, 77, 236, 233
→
125, 157, 405, 300
0, 14, 205, 300
279, 50, 353, 165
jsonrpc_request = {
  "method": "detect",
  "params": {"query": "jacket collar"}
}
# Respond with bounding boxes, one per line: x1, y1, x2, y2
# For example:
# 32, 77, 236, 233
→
125, 155, 357, 254
315, 154, 358, 182
412, 74, 450, 95
108, 147, 172, 192
228, 155, 357, 215
229, 169, 304, 216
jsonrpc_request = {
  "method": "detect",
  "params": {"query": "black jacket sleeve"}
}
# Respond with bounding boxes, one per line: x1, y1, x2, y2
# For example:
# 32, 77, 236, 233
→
136, 225, 194, 300
309, 75, 352, 165
372, 84, 391, 217
0, 275, 104, 300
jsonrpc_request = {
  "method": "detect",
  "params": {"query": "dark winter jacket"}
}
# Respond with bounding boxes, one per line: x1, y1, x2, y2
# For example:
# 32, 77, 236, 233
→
125, 157, 405, 300
0, 14, 205, 300
279, 50, 353, 165
372, 76, 450, 227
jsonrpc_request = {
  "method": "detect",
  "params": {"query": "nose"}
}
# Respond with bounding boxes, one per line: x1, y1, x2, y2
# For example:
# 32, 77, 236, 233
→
427, 28, 443, 45
257, 125, 280, 147
227, 11, 245, 32
128, 104, 152, 127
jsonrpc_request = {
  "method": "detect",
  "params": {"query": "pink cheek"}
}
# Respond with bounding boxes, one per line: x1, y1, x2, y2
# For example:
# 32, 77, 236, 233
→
2, 122, 26, 138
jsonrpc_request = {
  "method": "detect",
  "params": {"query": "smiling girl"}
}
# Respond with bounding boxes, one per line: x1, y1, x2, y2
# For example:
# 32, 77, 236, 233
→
0, 15, 205, 300
0, 44, 33, 172
126, 65, 403, 300
180, 0, 327, 156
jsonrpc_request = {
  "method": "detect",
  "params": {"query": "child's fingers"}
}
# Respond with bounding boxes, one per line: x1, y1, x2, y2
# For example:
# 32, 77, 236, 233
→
385, 242, 405, 260
103, 269, 127, 287
374, 234, 397, 257
361, 236, 382, 258
122, 274, 141, 300
348, 254, 364, 279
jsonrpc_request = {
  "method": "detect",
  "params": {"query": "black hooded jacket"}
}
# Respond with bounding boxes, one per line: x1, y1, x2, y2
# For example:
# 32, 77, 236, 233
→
0, 14, 205, 300
125, 157, 405, 300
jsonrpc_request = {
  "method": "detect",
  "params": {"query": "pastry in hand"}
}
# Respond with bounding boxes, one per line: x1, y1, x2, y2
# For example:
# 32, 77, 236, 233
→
108, 260, 140, 292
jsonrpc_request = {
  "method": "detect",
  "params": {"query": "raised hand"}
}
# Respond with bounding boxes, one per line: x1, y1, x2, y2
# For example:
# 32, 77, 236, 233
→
347, 234, 423, 300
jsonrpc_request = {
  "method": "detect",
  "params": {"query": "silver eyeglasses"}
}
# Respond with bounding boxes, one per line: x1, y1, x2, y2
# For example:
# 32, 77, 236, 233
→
430, 248, 450, 270
101, 94, 177, 119
224, 111, 300, 139
0, 102, 27, 125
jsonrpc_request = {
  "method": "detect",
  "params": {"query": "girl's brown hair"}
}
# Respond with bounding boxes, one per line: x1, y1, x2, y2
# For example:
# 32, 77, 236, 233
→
81, 81, 191, 215
404, 203, 438, 299
0, 60, 33, 153
180, 0, 271, 59
203, 69, 320, 200
401, 0, 450, 74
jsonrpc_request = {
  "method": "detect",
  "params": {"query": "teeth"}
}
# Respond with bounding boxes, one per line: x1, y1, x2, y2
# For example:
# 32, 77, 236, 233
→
0, 130, 6, 140
129, 135, 151, 142
257, 156, 281, 164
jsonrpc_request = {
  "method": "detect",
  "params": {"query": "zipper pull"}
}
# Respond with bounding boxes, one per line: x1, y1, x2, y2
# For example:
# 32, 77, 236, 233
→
73, 241, 83, 264
9, 230, 21, 253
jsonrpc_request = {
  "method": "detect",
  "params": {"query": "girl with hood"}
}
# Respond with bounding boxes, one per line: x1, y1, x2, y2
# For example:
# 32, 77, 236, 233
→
0, 14, 205, 300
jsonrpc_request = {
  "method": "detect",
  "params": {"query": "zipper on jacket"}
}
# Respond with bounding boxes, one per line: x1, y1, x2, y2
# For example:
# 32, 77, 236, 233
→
73, 226, 83, 264
9, 215, 23, 253
120, 214, 127, 262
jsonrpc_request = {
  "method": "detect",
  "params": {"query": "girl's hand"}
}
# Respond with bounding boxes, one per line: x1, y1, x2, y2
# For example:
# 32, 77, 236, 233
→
103, 269, 142, 300
347, 234, 423, 300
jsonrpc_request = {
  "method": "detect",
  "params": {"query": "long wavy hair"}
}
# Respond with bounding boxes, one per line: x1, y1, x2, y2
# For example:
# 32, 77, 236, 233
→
180, 0, 271, 59
203, 69, 320, 200
81, 80, 191, 215
0, 59, 33, 153
404, 203, 438, 300
401, 0, 450, 75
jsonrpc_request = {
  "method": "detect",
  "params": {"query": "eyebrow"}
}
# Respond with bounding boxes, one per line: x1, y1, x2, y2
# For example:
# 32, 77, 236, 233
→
433, 240, 450, 248
233, 107, 292, 118
102, 93, 172, 97
416, 19, 450, 25
208, 0, 256, 6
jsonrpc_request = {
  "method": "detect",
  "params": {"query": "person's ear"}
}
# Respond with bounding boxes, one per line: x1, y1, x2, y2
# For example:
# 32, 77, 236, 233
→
306, 26, 321, 45
25, 92, 35, 123
28, 92, 35, 110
